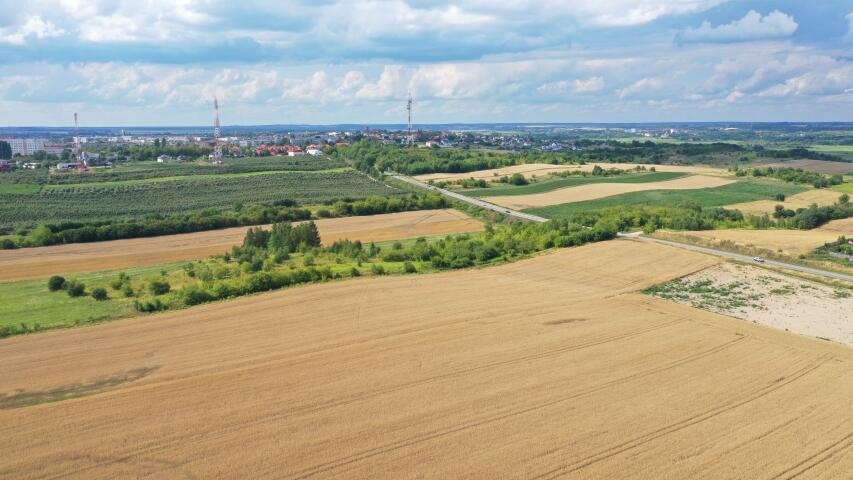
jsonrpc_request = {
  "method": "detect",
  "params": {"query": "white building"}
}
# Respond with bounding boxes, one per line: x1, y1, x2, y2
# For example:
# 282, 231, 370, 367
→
2, 138, 46, 156
157, 154, 176, 163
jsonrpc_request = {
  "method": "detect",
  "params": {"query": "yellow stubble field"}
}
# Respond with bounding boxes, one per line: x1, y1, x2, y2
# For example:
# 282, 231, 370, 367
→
0, 209, 484, 282
1, 239, 851, 479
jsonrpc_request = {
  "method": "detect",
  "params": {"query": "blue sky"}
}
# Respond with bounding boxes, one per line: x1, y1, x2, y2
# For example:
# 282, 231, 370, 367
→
0, 0, 851, 126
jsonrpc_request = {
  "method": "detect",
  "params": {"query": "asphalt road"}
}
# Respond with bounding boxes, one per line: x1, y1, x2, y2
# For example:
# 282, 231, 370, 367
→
623, 233, 853, 283
390, 172, 851, 283
389, 173, 549, 223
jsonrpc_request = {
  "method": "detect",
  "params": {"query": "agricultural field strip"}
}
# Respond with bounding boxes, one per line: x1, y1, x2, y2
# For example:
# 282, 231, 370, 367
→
415, 162, 728, 183
1, 240, 851, 478
0, 170, 401, 227
624, 233, 853, 282
391, 173, 548, 222
0, 209, 484, 282
463, 171, 687, 197
483, 175, 735, 210
651, 218, 853, 256
726, 189, 847, 217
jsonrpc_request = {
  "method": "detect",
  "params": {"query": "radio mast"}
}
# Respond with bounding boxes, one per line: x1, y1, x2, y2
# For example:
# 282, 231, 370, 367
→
406, 92, 413, 146
213, 97, 223, 163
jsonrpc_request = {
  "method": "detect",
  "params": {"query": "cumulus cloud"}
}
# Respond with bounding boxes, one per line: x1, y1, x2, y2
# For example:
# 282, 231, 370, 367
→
845, 12, 853, 42
0, 15, 65, 44
677, 10, 798, 44
617, 77, 664, 99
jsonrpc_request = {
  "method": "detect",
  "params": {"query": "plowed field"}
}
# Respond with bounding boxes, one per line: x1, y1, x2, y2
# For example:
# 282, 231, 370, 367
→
0, 209, 483, 282
1, 240, 851, 479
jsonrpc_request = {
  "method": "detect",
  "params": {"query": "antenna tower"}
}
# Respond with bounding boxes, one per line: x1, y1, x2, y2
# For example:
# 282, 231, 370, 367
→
73, 113, 81, 159
406, 92, 413, 146
213, 97, 223, 163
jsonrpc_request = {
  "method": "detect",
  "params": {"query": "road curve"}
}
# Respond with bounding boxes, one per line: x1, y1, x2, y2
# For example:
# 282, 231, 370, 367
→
389, 173, 548, 223
623, 233, 853, 283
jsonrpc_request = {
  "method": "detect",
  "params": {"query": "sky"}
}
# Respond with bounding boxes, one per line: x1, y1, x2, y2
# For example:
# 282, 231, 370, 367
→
0, 0, 851, 126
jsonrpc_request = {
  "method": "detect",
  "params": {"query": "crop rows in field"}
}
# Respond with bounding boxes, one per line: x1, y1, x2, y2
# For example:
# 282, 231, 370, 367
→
525, 179, 808, 219
0, 156, 346, 186
0, 170, 400, 227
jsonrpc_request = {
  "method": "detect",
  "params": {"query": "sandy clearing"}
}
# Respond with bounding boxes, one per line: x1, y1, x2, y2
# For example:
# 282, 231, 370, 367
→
1, 239, 851, 479
482, 174, 734, 209
652, 262, 853, 345
761, 160, 853, 175
414, 162, 728, 183
0, 209, 483, 282
727, 189, 845, 217
652, 218, 853, 256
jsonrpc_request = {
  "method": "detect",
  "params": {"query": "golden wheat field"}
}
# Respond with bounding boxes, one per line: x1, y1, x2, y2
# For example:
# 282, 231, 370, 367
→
0, 209, 483, 282
414, 162, 728, 183
482, 175, 734, 210
2, 239, 851, 479
727, 189, 845, 217
653, 218, 853, 256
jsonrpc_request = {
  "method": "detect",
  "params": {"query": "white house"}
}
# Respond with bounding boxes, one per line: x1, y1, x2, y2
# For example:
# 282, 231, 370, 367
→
157, 154, 175, 163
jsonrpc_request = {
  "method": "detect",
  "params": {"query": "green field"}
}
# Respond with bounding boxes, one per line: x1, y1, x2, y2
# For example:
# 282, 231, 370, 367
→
0, 156, 345, 186
0, 169, 401, 228
809, 145, 853, 162
0, 262, 187, 334
525, 179, 809, 219
463, 172, 687, 197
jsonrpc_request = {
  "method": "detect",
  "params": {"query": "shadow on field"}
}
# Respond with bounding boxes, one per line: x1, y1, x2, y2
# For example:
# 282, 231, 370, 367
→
0, 366, 159, 409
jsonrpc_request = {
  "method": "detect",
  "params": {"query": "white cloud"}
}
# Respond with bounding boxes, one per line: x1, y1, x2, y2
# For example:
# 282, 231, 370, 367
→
617, 77, 664, 99
678, 10, 798, 44
0, 15, 65, 45
845, 12, 853, 43
538, 76, 604, 94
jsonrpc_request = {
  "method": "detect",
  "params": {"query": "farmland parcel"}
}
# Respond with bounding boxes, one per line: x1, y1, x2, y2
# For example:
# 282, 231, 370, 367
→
0, 209, 484, 282
1, 240, 851, 479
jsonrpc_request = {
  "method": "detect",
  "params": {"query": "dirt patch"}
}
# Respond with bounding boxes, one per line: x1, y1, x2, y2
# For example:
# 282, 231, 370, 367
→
727, 189, 845, 217
2, 240, 851, 478
0, 209, 484, 282
646, 262, 853, 345
415, 162, 728, 183
482, 175, 734, 209
0, 367, 157, 410
544, 318, 588, 325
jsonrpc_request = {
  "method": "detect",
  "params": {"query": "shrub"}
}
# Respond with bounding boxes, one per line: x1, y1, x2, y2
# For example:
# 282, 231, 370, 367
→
370, 264, 386, 275
349, 267, 361, 277
47, 275, 66, 291
1, 238, 16, 249
774, 193, 786, 201
403, 261, 417, 273
122, 284, 135, 298
109, 272, 128, 290
91, 287, 108, 301
66, 280, 85, 297
149, 280, 171, 295
134, 298, 165, 312
508, 173, 528, 185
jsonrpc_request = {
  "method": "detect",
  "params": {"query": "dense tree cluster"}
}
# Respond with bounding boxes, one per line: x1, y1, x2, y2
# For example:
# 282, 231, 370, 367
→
735, 166, 844, 188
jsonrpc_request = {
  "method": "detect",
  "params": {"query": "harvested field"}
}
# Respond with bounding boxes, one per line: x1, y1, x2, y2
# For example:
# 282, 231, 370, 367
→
653, 218, 853, 256
727, 189, 844, 216
483, 175, 734, 210
647, 262, 853, 345
414, 162, 727, 183
761, 160, 853, 175
2, 239, 852, 479
0, 209, 483, 282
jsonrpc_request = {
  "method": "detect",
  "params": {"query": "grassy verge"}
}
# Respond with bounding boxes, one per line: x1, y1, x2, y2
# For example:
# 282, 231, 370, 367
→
462, 172, 687, 197
525, 179, 808, 219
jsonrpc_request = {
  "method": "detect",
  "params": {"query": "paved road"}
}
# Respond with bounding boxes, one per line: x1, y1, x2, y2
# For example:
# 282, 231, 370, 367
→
391, 172, 851, 282
389, 173, 549, 223
622, 233, 853, 283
